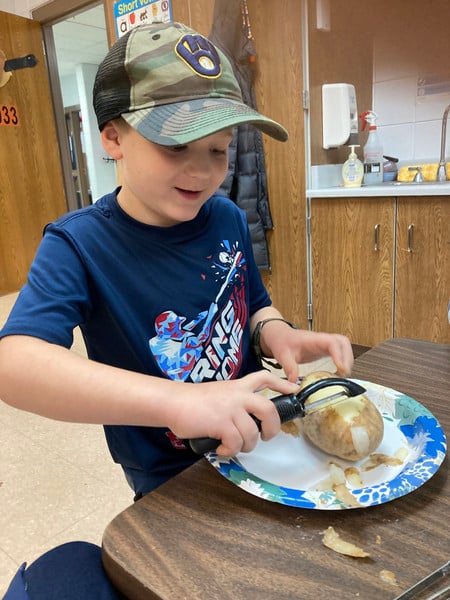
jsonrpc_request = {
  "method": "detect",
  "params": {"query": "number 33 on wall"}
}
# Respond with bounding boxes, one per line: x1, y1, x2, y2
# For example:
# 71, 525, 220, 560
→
0, 104, 19, 126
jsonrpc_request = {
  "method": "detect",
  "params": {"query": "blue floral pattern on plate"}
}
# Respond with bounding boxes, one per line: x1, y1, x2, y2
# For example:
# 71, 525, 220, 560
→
206, 380, 447, 510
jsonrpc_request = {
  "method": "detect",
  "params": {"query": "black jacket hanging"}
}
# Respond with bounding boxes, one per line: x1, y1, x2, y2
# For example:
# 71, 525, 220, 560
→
209, 0, 274, 270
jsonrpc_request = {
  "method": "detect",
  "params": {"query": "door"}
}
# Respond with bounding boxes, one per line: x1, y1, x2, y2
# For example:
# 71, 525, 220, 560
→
0, 10, 66, 295
65, 105, 91, 208
310, 197, 395, 346
395, 196, 450, 343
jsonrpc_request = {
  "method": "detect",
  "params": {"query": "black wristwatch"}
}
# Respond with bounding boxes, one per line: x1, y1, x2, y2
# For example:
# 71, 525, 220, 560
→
251, 317, 299, 368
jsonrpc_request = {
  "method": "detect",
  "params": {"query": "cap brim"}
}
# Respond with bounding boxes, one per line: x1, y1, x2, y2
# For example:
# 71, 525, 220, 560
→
121, 97, 288, 145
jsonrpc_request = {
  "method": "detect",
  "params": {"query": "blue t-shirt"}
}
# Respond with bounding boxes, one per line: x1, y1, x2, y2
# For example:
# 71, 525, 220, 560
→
1, 189, 271, 493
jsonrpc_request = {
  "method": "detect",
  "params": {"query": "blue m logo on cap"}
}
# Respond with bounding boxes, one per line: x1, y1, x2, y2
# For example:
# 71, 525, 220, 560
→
175, 34, 222, 78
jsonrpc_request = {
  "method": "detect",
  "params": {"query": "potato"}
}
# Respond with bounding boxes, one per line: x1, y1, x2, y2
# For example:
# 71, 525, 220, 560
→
300, 371, 384, 461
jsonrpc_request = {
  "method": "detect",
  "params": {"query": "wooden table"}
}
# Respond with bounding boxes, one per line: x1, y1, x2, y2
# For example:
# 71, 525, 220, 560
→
102, 339, 449, 600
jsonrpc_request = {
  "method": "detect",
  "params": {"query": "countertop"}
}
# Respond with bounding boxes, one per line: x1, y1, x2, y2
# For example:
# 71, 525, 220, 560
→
307, 181, 450, 198
308, 164, 450, 197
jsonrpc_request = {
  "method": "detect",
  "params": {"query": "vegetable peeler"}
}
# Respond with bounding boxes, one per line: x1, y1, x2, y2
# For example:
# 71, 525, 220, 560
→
189, 377, 366, 454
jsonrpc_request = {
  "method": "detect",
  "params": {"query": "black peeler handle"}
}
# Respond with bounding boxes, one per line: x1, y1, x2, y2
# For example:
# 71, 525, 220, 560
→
189, 393, 300, 455
189, 378, 365, 455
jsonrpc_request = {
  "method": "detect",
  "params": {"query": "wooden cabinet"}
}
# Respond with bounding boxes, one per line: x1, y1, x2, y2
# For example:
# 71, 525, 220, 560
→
395, 196, 450, 343
310, 197, 395, 346
310, 195, 450, 346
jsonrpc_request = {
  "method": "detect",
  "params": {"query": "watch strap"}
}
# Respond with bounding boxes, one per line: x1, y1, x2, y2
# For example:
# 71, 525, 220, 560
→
251, 318, 299, 368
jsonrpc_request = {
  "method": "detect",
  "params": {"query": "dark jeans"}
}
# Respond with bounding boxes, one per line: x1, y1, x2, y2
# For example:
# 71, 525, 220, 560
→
3, 542, 127, 600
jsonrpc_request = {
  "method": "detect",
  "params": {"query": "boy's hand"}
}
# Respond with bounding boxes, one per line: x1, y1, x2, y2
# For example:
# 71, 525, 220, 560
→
168, 372, 299, 456
260, 323, 354, 382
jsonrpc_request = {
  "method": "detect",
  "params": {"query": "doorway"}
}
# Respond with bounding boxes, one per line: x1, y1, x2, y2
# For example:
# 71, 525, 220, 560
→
34, 2, 116, 211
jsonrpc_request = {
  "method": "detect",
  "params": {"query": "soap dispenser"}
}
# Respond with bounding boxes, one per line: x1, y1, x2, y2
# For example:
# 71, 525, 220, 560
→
322, 83, 358, 149
342, 145, 363, 187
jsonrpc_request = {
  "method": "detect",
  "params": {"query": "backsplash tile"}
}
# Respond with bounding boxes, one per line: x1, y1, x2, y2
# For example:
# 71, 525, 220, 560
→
373, 10, 450, 164
374, 78, 416, 125
413, 120, 444, 160
380, 123, 414, 162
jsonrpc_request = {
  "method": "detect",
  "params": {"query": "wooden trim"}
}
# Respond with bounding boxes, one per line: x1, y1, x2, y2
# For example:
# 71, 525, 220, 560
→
31, 0, 101, 24
103, 0, 117, 47
40, 24, 79, 211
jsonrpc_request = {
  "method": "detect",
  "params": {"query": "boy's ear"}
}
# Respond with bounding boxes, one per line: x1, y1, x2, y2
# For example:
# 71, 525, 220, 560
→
100, 121, 124, 160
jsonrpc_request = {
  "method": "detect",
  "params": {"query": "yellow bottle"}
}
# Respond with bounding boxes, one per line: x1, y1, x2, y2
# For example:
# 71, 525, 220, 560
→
342, 144, 364, 187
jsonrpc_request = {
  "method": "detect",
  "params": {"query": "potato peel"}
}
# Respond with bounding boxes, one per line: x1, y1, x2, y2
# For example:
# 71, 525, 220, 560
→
379, 569, 397, 585
361, 453, 403, 472
332, 483, 361, 508
322, 526, 370, 558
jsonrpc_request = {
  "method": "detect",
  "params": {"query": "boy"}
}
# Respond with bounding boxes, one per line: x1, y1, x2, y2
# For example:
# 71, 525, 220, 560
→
0, 22, 353, 496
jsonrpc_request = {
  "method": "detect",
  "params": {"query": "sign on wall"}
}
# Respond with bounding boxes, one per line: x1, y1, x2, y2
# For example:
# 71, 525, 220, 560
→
114, 0, 172, 38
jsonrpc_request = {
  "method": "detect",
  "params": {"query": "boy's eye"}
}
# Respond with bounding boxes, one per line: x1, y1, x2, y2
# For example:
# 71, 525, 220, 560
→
166, 144, 228, 155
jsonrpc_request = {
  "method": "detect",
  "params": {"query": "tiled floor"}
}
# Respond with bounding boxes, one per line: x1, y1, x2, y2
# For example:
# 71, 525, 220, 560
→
0, 293, 133, 596
0, 291, 337, 596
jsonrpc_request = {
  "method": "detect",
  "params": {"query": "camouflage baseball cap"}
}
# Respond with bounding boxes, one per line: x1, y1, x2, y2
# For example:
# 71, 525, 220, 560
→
93, 21, 288, 145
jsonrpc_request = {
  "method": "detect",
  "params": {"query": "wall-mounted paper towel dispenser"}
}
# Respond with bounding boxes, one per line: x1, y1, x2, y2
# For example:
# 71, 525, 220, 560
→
322, 83, 358, 149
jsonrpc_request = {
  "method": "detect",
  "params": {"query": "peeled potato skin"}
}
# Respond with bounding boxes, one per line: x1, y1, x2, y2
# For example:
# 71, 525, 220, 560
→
300, 372, 384, 461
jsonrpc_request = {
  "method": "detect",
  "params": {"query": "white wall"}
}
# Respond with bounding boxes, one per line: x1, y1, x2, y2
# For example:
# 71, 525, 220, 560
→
60, 73, 79, 107
0, 0, 34, 17
76, 62, 116, 200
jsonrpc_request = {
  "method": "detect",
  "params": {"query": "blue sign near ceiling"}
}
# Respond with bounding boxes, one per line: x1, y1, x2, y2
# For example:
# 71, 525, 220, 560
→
114, 0, 172, 38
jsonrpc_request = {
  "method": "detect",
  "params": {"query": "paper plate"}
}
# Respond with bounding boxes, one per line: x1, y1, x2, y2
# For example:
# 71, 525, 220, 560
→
205, 380, 447, 509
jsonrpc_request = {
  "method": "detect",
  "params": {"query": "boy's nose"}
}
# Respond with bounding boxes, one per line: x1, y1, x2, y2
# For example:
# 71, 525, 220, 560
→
184, 157, 213, 178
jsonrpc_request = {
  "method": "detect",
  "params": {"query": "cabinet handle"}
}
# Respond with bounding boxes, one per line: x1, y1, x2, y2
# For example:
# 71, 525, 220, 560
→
374, 223, 380, 252
407, 224, 414, 253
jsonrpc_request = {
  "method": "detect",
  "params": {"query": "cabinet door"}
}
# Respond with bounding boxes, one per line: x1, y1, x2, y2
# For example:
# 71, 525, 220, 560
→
311, 197, 395, 346
395, 197, 450, 343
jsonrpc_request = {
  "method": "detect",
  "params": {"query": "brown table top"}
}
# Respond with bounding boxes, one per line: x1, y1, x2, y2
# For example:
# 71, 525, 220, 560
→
102, 338, 450, 600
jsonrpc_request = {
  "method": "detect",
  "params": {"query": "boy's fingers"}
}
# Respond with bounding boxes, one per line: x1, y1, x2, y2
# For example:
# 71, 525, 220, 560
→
331, 336, 354, 376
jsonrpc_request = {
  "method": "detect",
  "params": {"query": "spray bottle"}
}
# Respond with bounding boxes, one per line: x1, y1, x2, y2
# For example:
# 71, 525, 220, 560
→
360, 111, 384, 184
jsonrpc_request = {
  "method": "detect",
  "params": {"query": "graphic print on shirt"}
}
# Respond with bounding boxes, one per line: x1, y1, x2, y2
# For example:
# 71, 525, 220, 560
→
149, 240, 247, 383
